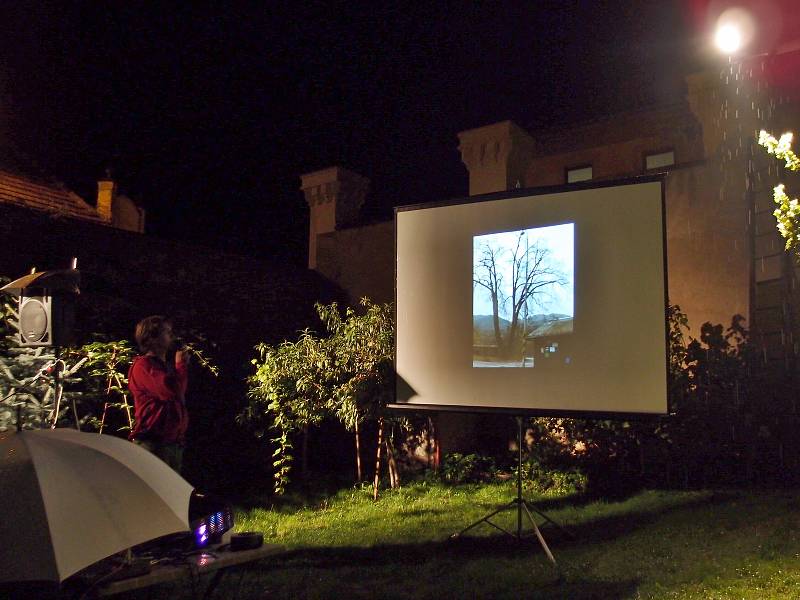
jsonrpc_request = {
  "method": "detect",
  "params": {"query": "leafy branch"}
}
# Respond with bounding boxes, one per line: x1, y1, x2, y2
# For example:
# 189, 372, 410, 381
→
758, 130, 800, 254
240, 298, 396, 495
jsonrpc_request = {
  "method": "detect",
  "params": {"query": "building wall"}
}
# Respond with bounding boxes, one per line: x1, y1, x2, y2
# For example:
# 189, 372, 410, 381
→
316, 221, 394, 306
514, 101, 755, 334
310, 113, 755, 336
524, 105, 704, 187
663, 163, 751, 331
687, 62, 800, 370
307, 66, 800, 455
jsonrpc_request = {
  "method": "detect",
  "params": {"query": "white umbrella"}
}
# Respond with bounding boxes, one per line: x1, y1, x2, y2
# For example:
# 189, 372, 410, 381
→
0, 428, 194, 583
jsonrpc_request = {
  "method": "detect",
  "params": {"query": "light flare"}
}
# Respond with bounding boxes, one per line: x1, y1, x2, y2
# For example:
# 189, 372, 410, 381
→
713, 8, 756, 55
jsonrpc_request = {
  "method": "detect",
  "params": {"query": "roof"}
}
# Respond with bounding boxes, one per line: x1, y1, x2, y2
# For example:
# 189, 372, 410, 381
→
0, 169, 104, 223
526, 318, 574, 338
529, 101, 698, 157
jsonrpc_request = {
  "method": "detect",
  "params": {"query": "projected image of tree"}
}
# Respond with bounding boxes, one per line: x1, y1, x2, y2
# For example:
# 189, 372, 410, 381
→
473, 223, 574, 368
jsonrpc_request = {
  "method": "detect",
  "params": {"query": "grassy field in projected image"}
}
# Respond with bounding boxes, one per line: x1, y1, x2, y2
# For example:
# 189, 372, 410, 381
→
118, 483, 800, 599
473, 224, 574, 369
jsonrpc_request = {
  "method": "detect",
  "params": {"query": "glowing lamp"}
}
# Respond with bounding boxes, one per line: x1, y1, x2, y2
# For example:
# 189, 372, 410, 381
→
713, 8, 755, 56
715, 24, 742, 54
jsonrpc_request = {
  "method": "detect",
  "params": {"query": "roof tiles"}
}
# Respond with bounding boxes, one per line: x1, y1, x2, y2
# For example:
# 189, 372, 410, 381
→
0, 170, 104, 223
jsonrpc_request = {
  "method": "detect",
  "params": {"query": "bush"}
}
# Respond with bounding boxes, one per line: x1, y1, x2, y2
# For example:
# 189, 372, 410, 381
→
518, 459, 587, 496
439, 452, 497, 484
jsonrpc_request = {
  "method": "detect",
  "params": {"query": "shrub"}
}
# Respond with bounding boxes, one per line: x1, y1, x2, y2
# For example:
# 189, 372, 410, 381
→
518, 459, 587, 496
440, 452, 497, 484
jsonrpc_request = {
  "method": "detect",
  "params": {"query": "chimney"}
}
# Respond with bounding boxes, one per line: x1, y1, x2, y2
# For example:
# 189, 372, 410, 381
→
96, 178, 116, 223
457, 121, 536, 196
300, 166, 370, 270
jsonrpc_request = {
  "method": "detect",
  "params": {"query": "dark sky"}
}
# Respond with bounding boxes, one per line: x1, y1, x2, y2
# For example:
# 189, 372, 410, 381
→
0, 2, 716, 264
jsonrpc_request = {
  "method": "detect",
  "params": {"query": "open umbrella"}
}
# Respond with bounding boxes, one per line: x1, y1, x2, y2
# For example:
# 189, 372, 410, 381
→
0, 428, 193, 583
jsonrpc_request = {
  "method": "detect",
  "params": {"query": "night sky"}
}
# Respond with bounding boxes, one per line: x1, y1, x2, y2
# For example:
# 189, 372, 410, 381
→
0, 2, 775, 264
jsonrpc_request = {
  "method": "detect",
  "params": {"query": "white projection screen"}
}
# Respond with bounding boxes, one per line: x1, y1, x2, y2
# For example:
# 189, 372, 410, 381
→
392, 177, 668, 417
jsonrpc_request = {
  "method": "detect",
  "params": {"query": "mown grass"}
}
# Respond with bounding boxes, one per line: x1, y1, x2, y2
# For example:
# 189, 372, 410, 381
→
116, 482, 800, 599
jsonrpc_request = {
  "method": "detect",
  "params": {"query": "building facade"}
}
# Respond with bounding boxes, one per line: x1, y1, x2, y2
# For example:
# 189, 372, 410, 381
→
303, 61, 800, 372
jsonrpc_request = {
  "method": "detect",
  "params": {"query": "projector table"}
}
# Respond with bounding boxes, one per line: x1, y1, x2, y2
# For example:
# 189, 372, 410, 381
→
94, 543, 283, 599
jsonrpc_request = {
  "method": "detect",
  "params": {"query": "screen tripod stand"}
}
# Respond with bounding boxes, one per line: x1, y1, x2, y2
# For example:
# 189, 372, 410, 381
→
450, 416, 571, 565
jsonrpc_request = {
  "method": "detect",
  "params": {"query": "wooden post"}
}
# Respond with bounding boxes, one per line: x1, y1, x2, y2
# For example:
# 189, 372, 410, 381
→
99, 403, 110, 434
355, 418, 363, 481
373, 416, 384, 500
113, 373, 133, 430
387, 436, 399, 488
302, 424, 309, 479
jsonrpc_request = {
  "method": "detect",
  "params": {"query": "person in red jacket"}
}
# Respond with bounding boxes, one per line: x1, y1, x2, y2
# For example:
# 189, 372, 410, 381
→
128, 315, 189, 473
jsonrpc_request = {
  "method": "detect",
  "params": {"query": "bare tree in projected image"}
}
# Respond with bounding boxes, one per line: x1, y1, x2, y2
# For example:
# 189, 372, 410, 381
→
474, 232, 567, 359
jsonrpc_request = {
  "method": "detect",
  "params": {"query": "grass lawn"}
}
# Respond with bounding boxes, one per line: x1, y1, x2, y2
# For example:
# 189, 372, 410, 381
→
117, 482, 800, 599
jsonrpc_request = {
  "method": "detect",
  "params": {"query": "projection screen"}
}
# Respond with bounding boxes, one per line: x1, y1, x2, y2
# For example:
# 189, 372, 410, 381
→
392, 176, 668, 417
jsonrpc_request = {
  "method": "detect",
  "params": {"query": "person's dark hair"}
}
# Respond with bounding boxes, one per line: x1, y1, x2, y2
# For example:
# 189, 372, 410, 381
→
135, 315, 172, 354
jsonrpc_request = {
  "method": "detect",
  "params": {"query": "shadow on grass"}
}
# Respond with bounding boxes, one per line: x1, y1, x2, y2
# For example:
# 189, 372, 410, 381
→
275, 535, 556, 567
528, 578, 641, 600
241, 537, 642, 600
104, 489, 754, 600
233, 490, 720, 598
254, 488, 736, 571
525, 489, 737, 548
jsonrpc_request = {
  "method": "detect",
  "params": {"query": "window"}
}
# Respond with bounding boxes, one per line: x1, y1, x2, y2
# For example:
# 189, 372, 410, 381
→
645, 150, 675, 171
566, 165, 592, 183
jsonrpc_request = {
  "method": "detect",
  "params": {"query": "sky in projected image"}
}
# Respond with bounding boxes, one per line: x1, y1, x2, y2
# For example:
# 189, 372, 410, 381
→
473, 223, 574, 319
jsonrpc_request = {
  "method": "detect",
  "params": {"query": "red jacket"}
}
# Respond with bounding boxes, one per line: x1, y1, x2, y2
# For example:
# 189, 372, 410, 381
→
128, 355, 189, 445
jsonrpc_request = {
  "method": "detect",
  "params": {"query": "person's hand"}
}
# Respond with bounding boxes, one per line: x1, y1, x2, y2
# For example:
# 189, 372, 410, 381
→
175, 349, 190, 366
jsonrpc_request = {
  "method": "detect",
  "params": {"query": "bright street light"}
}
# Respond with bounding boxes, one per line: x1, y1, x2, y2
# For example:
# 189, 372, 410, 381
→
715, 24, 742, 54
713, 7, 755, 56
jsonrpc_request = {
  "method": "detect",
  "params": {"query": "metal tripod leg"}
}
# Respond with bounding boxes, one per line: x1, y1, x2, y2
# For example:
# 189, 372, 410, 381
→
451, 499, 518, 538
521, 501, 556, 564
448, 417, 567, 566
525, 501, 575, 539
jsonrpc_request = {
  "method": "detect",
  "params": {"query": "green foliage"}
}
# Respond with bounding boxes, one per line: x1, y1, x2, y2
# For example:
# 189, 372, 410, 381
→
439, 452, 497, 484
71, 339, 135, 433
241, 329, 329, 494
758, 130, 800, 254
181, 335, 220, 377
437, 452, 586, 495
759, 130, 800, 171
315, 299, 394, 429
518, 458, 587, 496
241, 298, 394, 494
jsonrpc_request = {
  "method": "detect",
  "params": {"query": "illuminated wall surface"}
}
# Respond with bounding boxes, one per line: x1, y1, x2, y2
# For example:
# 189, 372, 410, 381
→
395, 178, 667, 415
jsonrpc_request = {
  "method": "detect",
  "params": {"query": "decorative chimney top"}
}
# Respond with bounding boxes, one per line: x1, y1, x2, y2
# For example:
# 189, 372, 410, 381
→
96, 178, 116, 223
300, 166, 370, 269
